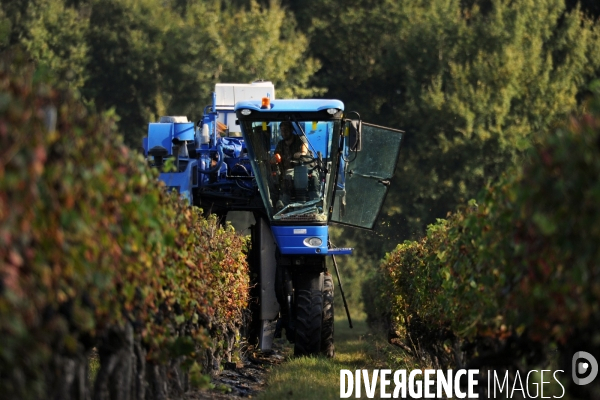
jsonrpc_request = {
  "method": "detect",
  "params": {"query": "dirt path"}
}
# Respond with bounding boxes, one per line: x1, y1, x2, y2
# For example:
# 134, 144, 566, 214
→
186, 340, 291, 399
186, 315, 397, 399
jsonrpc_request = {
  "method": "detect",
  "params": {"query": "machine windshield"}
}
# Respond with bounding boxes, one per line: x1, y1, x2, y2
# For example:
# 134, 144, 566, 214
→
241, 120, 341, 223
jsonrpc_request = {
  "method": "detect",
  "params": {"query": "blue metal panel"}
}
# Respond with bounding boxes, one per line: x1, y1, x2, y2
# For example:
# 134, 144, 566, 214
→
148, 123, 173, 154
234, 99, 344, 113
327, 248, 353, 255
173, 123, 195, 141
303, 121, 331, 158
158, 160, 197, 205
271, 225, 328, 255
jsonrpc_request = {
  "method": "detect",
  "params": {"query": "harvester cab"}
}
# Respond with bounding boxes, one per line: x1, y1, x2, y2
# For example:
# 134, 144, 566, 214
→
143, 82, 404, 357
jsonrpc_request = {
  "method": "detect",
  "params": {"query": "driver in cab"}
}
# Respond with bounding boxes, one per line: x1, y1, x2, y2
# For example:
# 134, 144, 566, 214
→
270, 121, 310, 209
270, 121, 308, 168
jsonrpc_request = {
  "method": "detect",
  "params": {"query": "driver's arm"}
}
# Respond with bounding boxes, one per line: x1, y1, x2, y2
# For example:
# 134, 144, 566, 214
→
293, 143, 308, 159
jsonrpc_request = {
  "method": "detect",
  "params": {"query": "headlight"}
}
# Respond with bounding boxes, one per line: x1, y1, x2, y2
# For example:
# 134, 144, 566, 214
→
326, 108, 338, 115
303, 237, 323, 247
240, 109, 251, 115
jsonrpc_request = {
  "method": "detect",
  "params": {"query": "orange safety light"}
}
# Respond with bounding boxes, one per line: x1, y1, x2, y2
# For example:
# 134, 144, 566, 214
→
274, 153, 282, 163
261, 96, 270, 109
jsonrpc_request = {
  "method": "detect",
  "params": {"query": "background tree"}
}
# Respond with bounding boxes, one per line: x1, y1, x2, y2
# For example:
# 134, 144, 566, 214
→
566, 0, 600, 19
0, 0, 89, 88
1, 0, 321, 147
82, 0, 167, 147
155, 0, 323, 125
379, 0, 600, 240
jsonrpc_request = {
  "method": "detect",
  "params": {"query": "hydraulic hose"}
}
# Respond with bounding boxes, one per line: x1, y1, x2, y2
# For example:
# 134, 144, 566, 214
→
198, 143, 224, 174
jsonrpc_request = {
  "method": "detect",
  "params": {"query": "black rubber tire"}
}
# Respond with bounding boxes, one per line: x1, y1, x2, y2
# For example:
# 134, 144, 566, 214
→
294, 288, 323, 356
321, 273, 335, 358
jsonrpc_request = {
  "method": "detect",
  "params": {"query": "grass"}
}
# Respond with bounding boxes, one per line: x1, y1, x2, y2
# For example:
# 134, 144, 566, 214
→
253, 310, 580, 400
88, 348, 100, 385
255, 310, 417, 400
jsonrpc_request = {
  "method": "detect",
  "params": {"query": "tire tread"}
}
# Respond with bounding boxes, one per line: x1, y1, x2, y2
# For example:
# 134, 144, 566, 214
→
294, 289, 322, 356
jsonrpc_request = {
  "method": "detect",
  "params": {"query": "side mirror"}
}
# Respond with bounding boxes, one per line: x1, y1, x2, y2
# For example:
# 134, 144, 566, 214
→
345, 118, 362, 152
